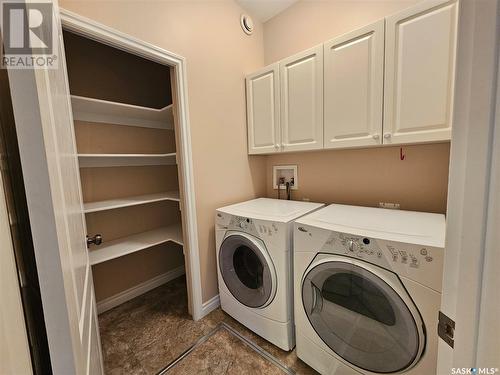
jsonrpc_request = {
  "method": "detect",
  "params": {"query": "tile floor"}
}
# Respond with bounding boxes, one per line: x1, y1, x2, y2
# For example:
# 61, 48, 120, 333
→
98, 276, 317, 374
163, 324, 290, 374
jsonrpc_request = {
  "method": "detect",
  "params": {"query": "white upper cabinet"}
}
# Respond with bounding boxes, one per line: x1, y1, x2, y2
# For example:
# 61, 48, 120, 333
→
383, 0, 458, 145
324, 20, 385, 149
280, 45, 324, 152
246, 64, 280, 154
244, 0, 458, 154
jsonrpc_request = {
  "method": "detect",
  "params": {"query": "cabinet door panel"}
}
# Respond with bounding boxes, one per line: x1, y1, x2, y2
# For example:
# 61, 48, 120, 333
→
246, 64, 280, 154
324, 20, 384, 149
384, 0, 458, 144
280, 46, 323, 152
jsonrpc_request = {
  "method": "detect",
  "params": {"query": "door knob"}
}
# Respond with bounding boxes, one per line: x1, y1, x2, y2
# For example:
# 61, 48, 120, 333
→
86, 234, 102, 247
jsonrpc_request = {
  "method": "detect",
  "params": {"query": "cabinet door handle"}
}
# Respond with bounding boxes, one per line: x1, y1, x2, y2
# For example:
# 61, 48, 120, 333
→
372, 134, 380, 140
384, 133, 392, 139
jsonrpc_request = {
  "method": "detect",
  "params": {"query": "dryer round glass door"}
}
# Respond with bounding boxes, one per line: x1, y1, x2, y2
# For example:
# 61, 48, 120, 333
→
302, 260, 423, 373
219, 233, 276, 308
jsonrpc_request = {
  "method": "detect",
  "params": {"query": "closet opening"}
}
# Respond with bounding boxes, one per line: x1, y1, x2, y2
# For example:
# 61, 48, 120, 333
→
62, 27, 195, 372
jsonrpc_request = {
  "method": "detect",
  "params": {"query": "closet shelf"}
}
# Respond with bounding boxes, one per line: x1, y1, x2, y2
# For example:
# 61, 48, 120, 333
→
84, 191, 180, 213
88, 224, 183, 265
71, 95, 174, 129
78, 153, 176, 168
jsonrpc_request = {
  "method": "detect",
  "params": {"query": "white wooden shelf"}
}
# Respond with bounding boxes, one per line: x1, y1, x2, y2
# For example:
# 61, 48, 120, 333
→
71, 95, 174, 129
78, 153, 176, 168
84, 191, 180, 213
88, 224, 183, 265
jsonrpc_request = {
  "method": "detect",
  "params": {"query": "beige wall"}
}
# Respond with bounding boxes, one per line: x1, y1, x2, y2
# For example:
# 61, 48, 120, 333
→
92, 243, 185, 301
264, 0, 420, 64
263, 0, 450, 214
60, 0, 267, 303
266, 144, 450, 214
64, 30, 172, 108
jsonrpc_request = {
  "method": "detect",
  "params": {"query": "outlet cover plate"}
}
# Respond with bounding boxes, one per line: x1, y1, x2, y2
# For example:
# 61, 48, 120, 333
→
273, 165, 298, 190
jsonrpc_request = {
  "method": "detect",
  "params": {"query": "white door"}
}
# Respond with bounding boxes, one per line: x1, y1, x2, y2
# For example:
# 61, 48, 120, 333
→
437, 0, 500, 371
246, 64, 280, 154
280, 45, 323, 152
0, 172, 33, 375
324, 20, 384, 149
383, 0, 458, 145
6, 2, 103, 374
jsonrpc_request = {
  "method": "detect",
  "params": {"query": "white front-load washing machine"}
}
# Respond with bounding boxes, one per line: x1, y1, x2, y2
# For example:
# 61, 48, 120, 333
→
216, 198, 324, 350
293, 204, 446, 374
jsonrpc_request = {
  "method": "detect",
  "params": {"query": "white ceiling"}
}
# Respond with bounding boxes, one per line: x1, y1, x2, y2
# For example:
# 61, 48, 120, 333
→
236, 0, 299, 22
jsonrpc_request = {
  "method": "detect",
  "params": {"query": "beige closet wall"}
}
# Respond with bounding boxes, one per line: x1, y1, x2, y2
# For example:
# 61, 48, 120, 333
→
263, 0, 450, 214
60, 0, 267, 303
64, 34, 182, 301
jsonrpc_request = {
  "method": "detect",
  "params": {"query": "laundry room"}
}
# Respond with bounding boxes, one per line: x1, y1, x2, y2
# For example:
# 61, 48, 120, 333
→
0, 1, 498, 375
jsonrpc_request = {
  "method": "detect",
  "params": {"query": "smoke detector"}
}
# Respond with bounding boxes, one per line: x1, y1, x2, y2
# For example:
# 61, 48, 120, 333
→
240, 14, 254, 35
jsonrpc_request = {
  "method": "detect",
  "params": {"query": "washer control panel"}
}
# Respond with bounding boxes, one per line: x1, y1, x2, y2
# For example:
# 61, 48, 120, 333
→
225, 215, 259, 237
216, 212, 279, 239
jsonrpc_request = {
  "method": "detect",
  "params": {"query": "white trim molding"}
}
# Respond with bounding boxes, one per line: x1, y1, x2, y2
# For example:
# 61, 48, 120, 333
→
96, 266, 186, 314
60, 9, 204, 320
201, 294, 221, 317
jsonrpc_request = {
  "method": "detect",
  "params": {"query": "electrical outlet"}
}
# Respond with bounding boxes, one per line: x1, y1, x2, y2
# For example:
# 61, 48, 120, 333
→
273, 165, 298, 190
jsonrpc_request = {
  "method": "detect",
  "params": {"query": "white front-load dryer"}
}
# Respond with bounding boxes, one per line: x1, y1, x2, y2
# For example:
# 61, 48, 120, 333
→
293, 204, 446, 374
215, 198, 324, 350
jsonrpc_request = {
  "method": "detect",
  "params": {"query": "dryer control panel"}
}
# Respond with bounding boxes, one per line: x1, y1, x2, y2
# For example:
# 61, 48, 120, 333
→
295, 224, 444, 292
334, 234, 436, 268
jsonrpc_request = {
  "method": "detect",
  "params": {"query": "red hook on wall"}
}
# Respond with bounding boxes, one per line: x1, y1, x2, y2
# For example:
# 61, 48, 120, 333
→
400, 147, 406, 161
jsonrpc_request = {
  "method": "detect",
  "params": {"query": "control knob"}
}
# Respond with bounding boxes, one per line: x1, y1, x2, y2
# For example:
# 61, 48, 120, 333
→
348, 239, 358, 252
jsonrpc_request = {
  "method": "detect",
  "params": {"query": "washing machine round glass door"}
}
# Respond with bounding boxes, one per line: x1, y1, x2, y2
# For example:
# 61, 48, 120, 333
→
302, 258, 424, 373
219, 233, 276, 308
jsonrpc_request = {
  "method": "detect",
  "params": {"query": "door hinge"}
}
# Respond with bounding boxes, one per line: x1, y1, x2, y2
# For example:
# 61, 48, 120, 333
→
438, 311, 455, 348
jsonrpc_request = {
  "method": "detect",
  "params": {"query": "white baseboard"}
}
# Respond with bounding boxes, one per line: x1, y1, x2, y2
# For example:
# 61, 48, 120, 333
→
200, 294, 220, 318
97, 265, 185, 314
